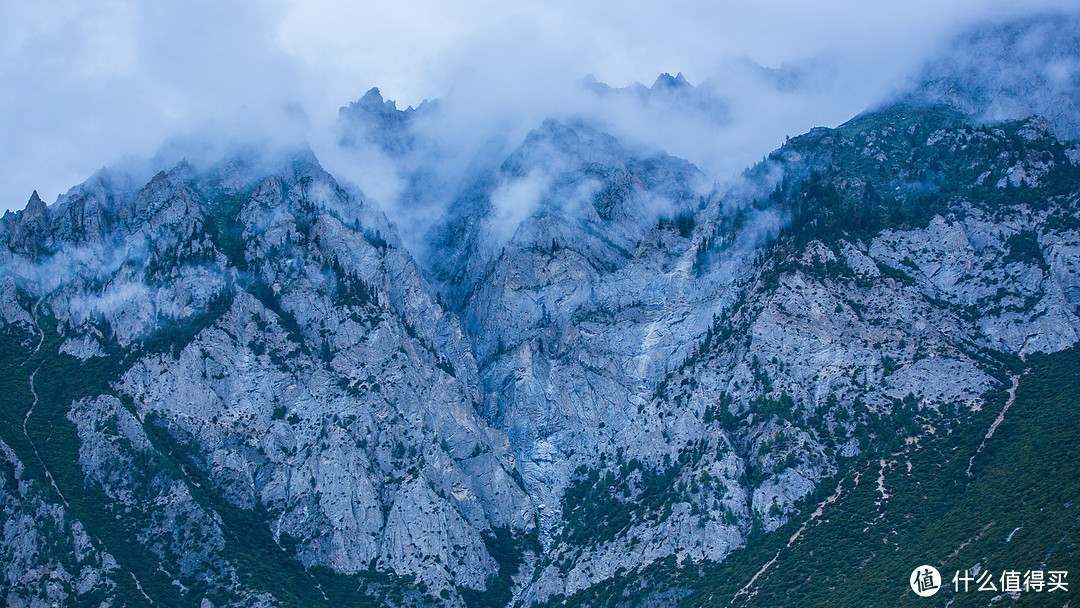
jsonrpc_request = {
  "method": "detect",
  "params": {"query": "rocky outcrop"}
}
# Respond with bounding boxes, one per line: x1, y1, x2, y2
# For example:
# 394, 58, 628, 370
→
0, 438, 120, 607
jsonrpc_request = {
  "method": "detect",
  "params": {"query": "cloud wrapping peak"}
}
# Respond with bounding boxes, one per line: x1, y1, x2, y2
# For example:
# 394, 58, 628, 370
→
2, 0, 1078, 212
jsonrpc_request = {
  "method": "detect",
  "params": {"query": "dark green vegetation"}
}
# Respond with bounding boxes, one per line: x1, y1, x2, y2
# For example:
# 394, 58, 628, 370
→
547, 346, 1080, 607
686, 346, 1080, 607
195, 179, 254, 273
560, 460, 685, 548
772, 105, 1080, 246
459, 527, 540, 608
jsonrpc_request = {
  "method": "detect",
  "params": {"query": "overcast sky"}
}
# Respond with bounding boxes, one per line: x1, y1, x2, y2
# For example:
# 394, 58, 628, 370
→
1, 0, 1076, 212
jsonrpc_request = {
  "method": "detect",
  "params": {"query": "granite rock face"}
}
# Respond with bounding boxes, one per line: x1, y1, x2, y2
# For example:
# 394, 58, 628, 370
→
1, 17, 1080, 605
1, 101, 1079, 606
0, 148, 533, 606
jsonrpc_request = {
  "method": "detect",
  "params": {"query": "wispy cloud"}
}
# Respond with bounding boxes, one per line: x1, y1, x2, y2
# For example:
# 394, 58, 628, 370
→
2, 0, 1076, 212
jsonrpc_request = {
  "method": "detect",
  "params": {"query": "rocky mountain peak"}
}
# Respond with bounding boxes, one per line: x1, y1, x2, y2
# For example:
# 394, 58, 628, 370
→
3, 189, 53, 255
652, 71, 690, 90
25, 190, 45, 212
337, 87, 440, 156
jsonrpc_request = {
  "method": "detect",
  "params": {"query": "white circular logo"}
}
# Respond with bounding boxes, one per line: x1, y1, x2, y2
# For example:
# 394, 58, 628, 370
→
910, 565, 942, 597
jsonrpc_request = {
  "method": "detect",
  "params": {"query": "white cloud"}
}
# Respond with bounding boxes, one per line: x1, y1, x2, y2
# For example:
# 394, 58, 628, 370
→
486, 169, 551, 248
1, 0, 1077, 212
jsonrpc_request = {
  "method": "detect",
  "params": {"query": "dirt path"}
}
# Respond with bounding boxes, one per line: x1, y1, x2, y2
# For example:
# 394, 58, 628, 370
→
23, 363, 71, 506
966, 374, 1021, 477
21, 297, 70, 506
729, 475, 849, 605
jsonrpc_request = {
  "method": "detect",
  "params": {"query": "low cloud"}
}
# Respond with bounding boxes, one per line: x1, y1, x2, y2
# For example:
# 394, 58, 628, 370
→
487, 170, 552, 248
2, 0, 1077, 220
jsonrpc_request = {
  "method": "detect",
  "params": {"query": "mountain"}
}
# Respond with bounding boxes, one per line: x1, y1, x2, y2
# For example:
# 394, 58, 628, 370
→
3, 14, 1080, 608
581, 72, 730, 125
0, 150, 533, 606
531, 103, 1080, 607
906, 12, 1080, 140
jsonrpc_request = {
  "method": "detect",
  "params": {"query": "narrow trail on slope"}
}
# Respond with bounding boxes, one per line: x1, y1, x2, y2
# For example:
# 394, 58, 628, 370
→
22, 296, 69, 507
966, 374, 1021, 478
728, 398, 972, 606
728, 474, 851, 606
21, 295, 158, 603
23, 364, 69, 506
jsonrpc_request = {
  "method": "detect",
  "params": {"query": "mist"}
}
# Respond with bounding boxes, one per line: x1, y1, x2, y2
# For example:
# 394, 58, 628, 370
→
3, 0, 1078, 221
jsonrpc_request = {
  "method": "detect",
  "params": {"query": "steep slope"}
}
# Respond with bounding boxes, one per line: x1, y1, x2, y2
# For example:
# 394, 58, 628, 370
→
419, 118, 760, 600
0, 148, 534, 606
530, 104, 1080, 606
4, 100, 1078, 607
376, 101, 1079, 603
